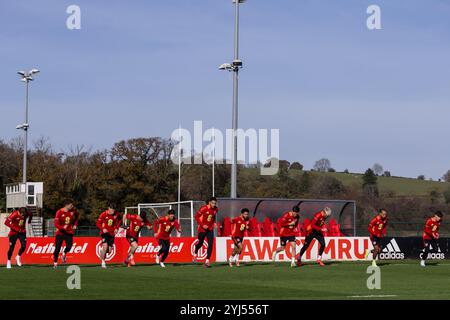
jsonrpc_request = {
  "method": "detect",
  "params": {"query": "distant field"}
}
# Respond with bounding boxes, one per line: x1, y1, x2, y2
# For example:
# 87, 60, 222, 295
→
249, 168, 449, 197
317, 172, 449, 196
1, 260, 449, 300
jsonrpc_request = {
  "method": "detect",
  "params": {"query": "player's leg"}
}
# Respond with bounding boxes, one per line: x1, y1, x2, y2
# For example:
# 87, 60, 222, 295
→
159, 240, 170, 267
15, 233, 27, 267
62, 234, 73, 264
53, 234, 64, 267
272, 237, 287, 262
289, 239, 297, 267
193, 232, 207, 262
100, 234, 109, 268
6, 235, 18, 269
125, 238, 138, 266
229, 238, 242, 267
316, 233, 326, 266
420, 240, 432, 267
204, 230, 214, 267
297, 233, 314, 264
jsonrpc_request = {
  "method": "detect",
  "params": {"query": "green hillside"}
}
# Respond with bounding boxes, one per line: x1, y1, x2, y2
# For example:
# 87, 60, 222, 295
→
241, 168, 449, 197
315, 172, 449, 196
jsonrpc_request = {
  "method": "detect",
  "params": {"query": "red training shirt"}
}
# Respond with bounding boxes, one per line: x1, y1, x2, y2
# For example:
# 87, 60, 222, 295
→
368, 215, 388, 238
54, 208, 79, 236
278, 212, 299, 237
155, 216, 181, 240
231, 216, 250, 238
195, 204, 218, 233
96, 210, 122, 236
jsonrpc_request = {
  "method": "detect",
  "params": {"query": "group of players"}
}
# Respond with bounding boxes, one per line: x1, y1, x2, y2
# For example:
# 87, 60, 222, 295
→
3, 196, 445, 268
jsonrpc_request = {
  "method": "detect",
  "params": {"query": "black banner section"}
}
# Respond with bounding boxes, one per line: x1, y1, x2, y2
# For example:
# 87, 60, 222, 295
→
378, 237, 448, 260
0, 300, 448, 318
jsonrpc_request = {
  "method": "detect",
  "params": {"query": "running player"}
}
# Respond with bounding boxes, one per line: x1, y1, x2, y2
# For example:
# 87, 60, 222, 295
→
228, 208, 251, 267
123, 211, 152, 267
366, 208, 388, 267
420, 211, 443, 267
271, 206, 300, 267
96, 204, 122, 269
192, 197, 218, 268
4, 207, 32, 269
297, 207, 332, 267
53, 201, 79, 268
154, 209, 181, 268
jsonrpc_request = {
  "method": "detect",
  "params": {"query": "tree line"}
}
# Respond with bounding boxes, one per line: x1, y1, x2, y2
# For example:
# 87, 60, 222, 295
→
1, 137, 449, 231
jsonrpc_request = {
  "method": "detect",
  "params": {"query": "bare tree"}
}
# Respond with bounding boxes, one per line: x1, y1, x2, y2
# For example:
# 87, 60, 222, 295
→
372, 163, 383, 176
442, 170, 450, 182
313, 158, 331, 172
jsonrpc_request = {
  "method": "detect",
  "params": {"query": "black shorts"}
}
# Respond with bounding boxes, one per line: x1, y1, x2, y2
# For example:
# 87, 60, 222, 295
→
101, 233, 115, 247
158, 239, 170, 248
9, 233, 26, 246
280, 236, 296, 247
126, 235, 139, 244
232, 237, 243, 246
370, 235, 382, 247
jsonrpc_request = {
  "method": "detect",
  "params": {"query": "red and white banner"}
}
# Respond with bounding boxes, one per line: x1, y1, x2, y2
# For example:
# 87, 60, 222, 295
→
216, 237, 372, 262
0, 237, 214, 265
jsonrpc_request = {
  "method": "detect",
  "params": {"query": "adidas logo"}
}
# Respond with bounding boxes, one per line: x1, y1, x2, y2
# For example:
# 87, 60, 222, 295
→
421, 244, 445, 260
379, 238, 404, 260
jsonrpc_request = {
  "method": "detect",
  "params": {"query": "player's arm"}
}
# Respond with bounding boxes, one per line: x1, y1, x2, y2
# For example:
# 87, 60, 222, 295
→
279, 216, 292, 227
26, 209, 33, 224
96, 212, 108, 233
122, 214, 130, 228
424, 221, 434, 239
144, 218, 152, 229
54, 210, 64, 231
175, 220, 182, 237
194, 207, 204, 224
4, 212, 18, 231
311, 215, 322, 231
72, 209, 79, 230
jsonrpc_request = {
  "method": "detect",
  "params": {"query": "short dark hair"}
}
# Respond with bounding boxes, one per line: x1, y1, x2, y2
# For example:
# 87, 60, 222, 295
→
63, 200, 73, 206
241, 208, 250, 214
292, 206, 300, 213
139, 212, 147, 219
435, 211, 443, 218
209, 197, 217, 203
19, 207, 28, 215
108, 203, 116, 209
379, 208, 388, 214
168, 209, 176, 215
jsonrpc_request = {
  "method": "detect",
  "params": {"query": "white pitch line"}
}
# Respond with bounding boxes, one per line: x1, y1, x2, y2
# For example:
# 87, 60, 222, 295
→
348, 294, 398, 298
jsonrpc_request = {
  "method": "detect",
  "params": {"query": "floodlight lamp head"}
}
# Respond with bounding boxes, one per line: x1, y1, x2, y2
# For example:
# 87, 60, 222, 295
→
219, 63, 232, 70
30, 69, 40, 75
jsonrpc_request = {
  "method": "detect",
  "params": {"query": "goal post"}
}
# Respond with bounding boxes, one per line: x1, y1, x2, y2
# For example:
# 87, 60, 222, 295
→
137, 200, 203, 236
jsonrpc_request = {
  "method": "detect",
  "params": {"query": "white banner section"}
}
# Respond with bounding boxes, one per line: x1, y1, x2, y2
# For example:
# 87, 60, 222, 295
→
216, 237, 372, 262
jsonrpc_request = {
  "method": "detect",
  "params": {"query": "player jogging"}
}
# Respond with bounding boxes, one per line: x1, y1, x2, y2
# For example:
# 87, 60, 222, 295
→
228, 208, 251, 267
272, 206, 301, 267
297, 207, 332, 267
366, 208, 388, 267
154, 209, 181, 268
192, 197, 218, 268
420, 211, 443, 267
4, 207, 32, 269
122, 211, 152, 267
53, 201, 79, 268
96, 204, 122, 269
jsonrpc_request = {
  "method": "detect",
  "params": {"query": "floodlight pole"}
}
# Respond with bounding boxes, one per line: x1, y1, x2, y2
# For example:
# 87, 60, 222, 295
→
23, 79, 29, 184
17, 70, 39, 184
230, 0, 243, 199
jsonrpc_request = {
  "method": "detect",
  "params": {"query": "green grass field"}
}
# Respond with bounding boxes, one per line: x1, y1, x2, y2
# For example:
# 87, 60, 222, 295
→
1, 260, 449, 300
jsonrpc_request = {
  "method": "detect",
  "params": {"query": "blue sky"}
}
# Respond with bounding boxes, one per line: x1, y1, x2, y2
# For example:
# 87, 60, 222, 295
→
1, 0, 449, 179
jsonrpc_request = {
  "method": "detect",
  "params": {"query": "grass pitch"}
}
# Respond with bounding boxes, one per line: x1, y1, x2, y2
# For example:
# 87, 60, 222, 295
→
0, 260, 449, 300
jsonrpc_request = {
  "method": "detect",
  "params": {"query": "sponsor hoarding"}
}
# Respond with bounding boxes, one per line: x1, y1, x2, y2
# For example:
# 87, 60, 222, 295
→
0, 237, 213, 265
216, 237, 372, 261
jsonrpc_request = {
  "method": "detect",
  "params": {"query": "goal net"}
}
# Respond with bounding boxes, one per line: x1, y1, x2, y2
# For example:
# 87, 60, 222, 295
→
137, 200, 204, 236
